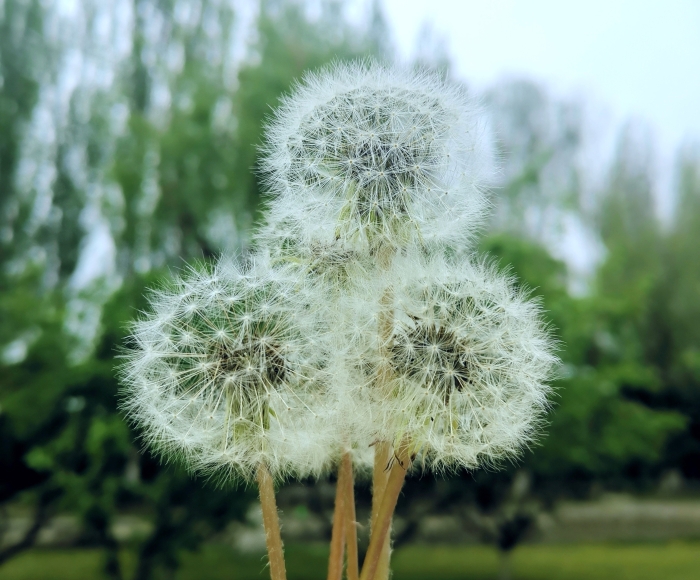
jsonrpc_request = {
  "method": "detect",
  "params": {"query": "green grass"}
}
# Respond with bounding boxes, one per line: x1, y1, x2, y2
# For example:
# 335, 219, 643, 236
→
392, 543, 700, 580
1, 542, 699, 580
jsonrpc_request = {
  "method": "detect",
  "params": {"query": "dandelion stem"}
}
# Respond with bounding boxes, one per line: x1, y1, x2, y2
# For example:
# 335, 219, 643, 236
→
361, 442, 411, 580
342, 452, 359, 580
327, 458, 347, 580
370, 442, 392, 580
257, 463, 287, 580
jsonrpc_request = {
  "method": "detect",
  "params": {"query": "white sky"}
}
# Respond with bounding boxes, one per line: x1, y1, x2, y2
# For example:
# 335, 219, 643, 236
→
382, 0, 700, 188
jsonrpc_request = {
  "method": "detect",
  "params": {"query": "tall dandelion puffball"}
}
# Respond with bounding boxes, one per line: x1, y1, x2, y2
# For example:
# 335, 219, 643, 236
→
119, 258, 335, 482
344, 251, 557, 472
260, 62, 493, 250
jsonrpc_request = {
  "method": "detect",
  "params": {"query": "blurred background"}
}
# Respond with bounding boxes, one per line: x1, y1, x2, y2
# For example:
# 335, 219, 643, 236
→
1, 1, 699, 578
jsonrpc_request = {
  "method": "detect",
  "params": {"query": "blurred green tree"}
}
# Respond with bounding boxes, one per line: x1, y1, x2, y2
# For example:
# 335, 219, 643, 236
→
485, 79, 585, 242
593, 132, 700, 483
660, 143, 700, 480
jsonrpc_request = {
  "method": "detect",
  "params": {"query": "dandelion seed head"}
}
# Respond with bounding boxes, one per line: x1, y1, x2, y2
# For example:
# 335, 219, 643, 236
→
119, 257, 337, 483
341, 251, 557, 472
260, 61, 493, 250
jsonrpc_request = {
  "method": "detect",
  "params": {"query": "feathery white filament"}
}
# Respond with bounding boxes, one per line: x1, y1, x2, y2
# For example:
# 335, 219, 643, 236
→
119, 258, 336, 482
260, 61, 493, 250
337, 251, 557, 472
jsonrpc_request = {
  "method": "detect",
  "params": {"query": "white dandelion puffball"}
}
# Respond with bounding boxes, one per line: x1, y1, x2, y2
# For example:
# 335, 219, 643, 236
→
261, 61, 493, 250
119, 257, 335, 482
351, 251, 557, 472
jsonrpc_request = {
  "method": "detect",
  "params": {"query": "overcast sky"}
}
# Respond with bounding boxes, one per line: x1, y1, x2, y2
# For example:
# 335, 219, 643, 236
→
382, 0, 700, 182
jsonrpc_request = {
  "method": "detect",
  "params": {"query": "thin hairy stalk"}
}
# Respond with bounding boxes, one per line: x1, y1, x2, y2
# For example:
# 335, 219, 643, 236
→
342, 452, 360, 580
360, 444, 412, 580
327, 460, 347, 580
257, 463, 287, 580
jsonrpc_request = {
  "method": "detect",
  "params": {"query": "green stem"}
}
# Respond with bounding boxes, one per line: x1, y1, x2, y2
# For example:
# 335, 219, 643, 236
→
257, 463, 287, 580
327, 457, 347, 580
370, 442, 392, 580
360, 443, 411, 580
343, 452, 359, 580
